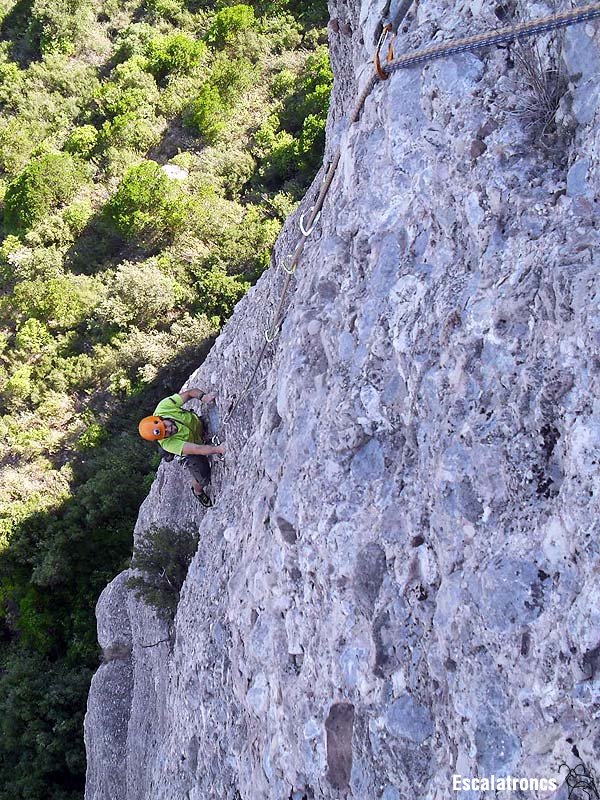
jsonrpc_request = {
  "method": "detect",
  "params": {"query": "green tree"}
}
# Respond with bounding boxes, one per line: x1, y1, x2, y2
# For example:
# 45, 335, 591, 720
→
205, 4, 256, 49
184, 84, 226, 144
11, 274, 98, 329
296, 113, 326, 171
95, 60, 160, 119
127, 525, 200, 620
97, 260, 178, 328
103, 160, 189, 241
195, 267, 250, 322
64, 125, 98, 158
0, 652, 92, 800
99, 112, 162, 154
145, 34, 206, 83
143, 0, 185, 22
14, 319, 55, 355
4, 153, 88, 235
28, 0, 95, 55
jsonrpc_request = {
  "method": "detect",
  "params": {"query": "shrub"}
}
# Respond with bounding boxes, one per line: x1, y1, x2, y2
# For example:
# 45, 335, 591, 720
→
12, 274, 98, 329
95, 61, 159, 119
143, 0, 185, 22
195, 267, 249, 322
205, 4, 256, 49
114, 23, 156, 63
254, 115, 297, 184
184, 84, 226, 144
228, 204, 280, 278
115, 328, 174, 387
99, 111, 163, 154
48, 353, 96, 391
268, 190, 297, 221
511, 39, 567, 147
3, 364, 33, 407
0, 242, 64, 284
4, 153, 88, 235
21, 211, 72, 248
96, 260, 178, 328
251, 48, 332, 191
0, 60, 23, 107
64, 125, 98, 158
103, 160, 189, 241
279, 45, 332, 132
0, 119, 39, 176
168, 312, 216, 348
145, 34, 206, 83
217, 148, 255, 199
296, 112, 326, 171
272, 68, 295, 99
14, 319, 55, 355
62, 200, 93, 235
28, 0, 95, 55
76, 422, 108, 450
184, 55, 255, 144
127, 525, 200, 621
285, 0, 328, 28
258, 11, 302, 52
210, 54, 255, 103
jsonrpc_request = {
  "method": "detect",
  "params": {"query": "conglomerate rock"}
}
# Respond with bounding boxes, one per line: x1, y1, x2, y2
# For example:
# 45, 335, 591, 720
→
85, 1, 600, 797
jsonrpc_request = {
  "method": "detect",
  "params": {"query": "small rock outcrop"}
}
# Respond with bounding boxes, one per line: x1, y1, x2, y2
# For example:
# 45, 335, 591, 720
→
85, 1, 600, 798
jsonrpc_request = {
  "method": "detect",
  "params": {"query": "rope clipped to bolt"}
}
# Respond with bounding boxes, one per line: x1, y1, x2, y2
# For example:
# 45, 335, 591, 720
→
378, 1, 600, 76
213, 0, 600, 445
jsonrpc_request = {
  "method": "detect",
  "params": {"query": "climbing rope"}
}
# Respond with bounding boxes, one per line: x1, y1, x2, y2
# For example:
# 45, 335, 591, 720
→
382, 1, 600, 75
215, 0, 600, 440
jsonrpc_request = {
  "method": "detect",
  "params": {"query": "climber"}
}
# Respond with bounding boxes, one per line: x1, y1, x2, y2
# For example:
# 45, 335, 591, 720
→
138, 388, 225, 508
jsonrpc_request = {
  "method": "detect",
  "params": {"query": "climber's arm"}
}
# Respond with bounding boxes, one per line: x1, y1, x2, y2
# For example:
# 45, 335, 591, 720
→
181, 442, 225, 456
179, 388, 216, 404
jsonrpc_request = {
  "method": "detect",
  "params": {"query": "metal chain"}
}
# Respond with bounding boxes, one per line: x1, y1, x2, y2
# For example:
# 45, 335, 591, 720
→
217, 0, 600, 435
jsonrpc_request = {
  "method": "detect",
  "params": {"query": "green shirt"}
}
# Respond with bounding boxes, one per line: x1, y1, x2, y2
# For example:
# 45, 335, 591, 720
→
154, 393, 203, 456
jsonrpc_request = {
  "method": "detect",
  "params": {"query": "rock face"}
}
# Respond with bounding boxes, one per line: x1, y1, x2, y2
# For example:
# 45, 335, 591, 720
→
85, 1, 600, 798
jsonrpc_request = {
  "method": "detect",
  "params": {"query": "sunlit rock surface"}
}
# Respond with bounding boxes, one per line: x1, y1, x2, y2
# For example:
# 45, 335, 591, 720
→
85, 1, 600, 797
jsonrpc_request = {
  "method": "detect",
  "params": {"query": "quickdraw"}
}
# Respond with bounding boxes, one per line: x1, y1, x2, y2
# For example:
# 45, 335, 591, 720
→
281, 254, 297, 275
374, 23, 395, 80
299, 207, 322, 237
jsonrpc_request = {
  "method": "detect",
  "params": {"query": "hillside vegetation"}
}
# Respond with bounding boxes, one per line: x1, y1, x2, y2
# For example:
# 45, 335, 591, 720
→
0, 0, 330, 796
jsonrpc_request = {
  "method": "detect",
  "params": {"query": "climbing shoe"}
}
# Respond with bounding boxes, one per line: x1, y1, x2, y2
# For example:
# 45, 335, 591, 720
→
191, 486, 213, 508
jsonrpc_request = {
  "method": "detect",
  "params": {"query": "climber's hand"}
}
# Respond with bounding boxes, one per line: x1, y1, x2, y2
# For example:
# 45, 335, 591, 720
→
214, 444, 225, 455
203, 392, 216, 404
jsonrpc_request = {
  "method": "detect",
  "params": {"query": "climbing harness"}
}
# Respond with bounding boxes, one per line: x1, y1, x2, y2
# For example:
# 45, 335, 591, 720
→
214, 0, 600, 440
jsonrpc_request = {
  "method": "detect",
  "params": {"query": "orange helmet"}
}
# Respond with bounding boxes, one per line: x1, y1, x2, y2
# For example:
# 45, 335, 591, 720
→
138, 416, 167, 441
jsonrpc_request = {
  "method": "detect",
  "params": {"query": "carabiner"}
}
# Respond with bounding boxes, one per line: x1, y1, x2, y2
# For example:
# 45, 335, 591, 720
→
374, 23, 393, 80
264, 326, 279, 343
299, 207, 321, 237
281, 254, 297, 275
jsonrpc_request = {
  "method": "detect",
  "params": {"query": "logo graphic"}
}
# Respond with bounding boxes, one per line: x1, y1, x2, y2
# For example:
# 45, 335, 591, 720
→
559, 761, 600, 800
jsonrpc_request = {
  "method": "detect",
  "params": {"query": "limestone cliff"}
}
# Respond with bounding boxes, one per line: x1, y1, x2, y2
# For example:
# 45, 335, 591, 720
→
85, 1, 600, 798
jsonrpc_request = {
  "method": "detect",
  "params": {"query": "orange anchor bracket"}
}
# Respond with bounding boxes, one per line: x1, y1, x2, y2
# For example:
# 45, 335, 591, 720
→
374, 24, 396, 80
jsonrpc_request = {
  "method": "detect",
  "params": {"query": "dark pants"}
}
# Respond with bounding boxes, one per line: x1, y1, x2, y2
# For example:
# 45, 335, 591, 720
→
180, 455, 211, 486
